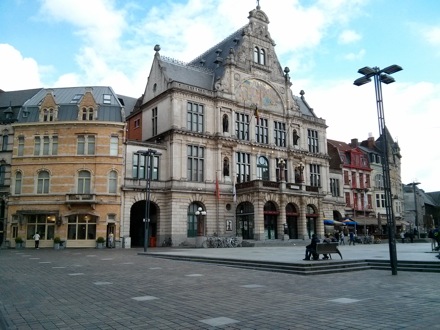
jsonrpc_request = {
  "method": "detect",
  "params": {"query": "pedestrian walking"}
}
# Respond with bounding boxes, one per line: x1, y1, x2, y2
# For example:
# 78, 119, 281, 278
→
108, 232, 114, 248
340, 231, 345, 245
33, 232, 40, 249
400, 231, 405, 243
349, 231, 355, 246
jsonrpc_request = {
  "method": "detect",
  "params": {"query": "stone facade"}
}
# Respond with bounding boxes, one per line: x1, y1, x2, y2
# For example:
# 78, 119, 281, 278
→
123, 5, 336, 247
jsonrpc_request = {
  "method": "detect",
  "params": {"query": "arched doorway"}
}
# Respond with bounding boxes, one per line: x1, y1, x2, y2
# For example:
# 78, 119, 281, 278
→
306, 204, 318, 239
236, 202, 254, 239
264, 201, 279, 239
286, 203, 299, 239
130, 201, 158, 247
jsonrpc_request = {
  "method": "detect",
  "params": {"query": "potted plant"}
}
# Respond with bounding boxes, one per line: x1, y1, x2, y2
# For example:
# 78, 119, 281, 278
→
53, 236, 61, 250
96, 236, 105, 249
15, 237, 24, 249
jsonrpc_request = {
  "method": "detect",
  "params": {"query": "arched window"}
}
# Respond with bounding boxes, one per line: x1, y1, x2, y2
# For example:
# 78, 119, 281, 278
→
257, 156, 269, 181
108, 170, 117, 193
78, 170, 91, 194
37, 170, 50, 194
43, 108, 54, 122
254, 46, 259, 63
259, 48, 266, 65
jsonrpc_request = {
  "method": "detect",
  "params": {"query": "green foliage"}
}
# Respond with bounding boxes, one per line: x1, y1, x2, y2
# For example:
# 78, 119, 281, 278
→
96, 236, 105, 243
15, 237, 24, 244
53, 236, 61, 244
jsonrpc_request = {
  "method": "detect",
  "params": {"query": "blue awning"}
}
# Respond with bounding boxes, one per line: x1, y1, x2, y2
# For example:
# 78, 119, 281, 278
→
324, 219, 345, 225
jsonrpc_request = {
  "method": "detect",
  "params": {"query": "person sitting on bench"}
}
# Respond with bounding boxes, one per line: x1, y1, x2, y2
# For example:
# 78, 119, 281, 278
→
304, 234, 320, 260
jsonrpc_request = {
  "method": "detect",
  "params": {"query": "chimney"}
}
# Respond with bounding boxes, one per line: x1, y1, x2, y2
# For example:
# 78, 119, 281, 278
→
350, 138, 359, 147
367, 135, 375, 149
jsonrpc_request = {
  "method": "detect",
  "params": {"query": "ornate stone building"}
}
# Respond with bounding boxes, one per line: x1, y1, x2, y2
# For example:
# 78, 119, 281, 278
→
124, 4, 337, 247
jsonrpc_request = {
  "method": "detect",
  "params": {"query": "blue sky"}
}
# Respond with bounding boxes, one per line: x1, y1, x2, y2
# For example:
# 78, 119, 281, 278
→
1, 0, 439, 192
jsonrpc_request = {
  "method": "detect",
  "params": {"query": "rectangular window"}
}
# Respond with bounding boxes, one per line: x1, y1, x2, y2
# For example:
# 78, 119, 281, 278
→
330, 178, 340, 197
34, 137, 41, 156
187, 145, 204, 182
103, 94, 111, 104
187, 102, 204, 132
235, 113, 249, 141
110, 136, 118, 156
274, 121, 286, 147
343, 171, 349, 185
309, 164, 321, 187
134, 118, 140, 128
307, 129, 319, 153
52, 136, 58, 155
77, 135, 95, 155
132, 154, 159, 180
236, 152, 250, 183
0, 166, 5, 185
70, 94, 82, 103
345, 192, 351, 207
152, 107, 157, 136
1, 134, 8, 151
15, 172, 22, 194
255, 118, 268, 144
43, 136, 50, 155
18, 136, 24, 156
376, 194, 385, 207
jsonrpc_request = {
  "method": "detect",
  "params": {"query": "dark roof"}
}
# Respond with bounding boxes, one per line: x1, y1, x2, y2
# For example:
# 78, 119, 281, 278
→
0, 88, 42, 124
159, 57, 215, 90
19, 86, 128, 123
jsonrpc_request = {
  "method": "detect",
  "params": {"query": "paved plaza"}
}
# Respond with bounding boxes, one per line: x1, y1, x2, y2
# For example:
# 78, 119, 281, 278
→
0, 243, 439, 329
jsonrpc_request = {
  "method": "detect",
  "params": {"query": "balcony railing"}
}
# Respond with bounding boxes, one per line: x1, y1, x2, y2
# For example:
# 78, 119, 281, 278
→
65, 193, 97, 209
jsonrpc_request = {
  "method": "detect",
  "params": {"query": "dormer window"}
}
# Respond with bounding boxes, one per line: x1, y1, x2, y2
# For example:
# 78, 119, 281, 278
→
253, 46, 266, 65
103, 94, 111, 104
82, 107, 94, 121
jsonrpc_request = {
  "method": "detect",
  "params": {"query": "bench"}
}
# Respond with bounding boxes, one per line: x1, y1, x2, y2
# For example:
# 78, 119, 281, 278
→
314, 242, 343, 260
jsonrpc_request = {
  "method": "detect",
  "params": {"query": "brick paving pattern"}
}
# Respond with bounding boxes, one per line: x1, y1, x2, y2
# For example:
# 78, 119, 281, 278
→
0, 245, 439, 329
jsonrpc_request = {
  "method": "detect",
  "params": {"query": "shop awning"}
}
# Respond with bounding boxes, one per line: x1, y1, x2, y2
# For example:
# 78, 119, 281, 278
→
323, 219, 345, 225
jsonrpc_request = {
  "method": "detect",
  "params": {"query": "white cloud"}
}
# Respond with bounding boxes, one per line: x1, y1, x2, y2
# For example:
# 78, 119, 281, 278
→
0, 44, 43, 91
338, 30, 361, 44
39, 0, 127, 53
343, 49, 365, 61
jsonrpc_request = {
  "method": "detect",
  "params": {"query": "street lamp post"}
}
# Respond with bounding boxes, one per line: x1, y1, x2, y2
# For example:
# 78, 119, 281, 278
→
137, 149, 160, 253
195, 207, 207, 247
354, 64, 402, 275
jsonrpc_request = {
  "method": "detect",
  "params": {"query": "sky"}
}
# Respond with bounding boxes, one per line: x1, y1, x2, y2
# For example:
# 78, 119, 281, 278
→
0, 0, 439, 192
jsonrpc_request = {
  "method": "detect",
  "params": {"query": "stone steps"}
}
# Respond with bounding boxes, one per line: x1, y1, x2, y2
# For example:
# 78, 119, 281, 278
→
147, 254, 440, 275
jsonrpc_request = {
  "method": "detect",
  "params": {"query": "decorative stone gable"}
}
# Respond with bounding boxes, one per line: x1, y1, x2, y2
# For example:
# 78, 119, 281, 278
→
39, 90, 59, 122
77, 88, 98, 120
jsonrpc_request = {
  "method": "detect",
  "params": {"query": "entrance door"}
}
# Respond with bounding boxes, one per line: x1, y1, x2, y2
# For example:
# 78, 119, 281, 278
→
106, 224, 115, 248
236, 202, 254, 240
264, 215, 277, 239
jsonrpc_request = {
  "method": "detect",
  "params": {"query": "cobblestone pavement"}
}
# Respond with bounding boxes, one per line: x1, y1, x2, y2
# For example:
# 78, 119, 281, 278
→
1, 245, 439, 329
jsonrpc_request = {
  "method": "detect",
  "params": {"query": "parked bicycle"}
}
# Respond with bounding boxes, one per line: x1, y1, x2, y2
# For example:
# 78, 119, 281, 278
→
202, 235, 241, 248
161, 237, 173, 247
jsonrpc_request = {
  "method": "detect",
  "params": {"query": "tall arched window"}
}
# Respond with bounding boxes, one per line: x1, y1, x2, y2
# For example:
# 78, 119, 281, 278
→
259, 48, 266, 65
37, 170, 50, 194
78, 170, 91, 194
254, 46, 259, 63
257, 156, 269, 181
108, 170, 117, 193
